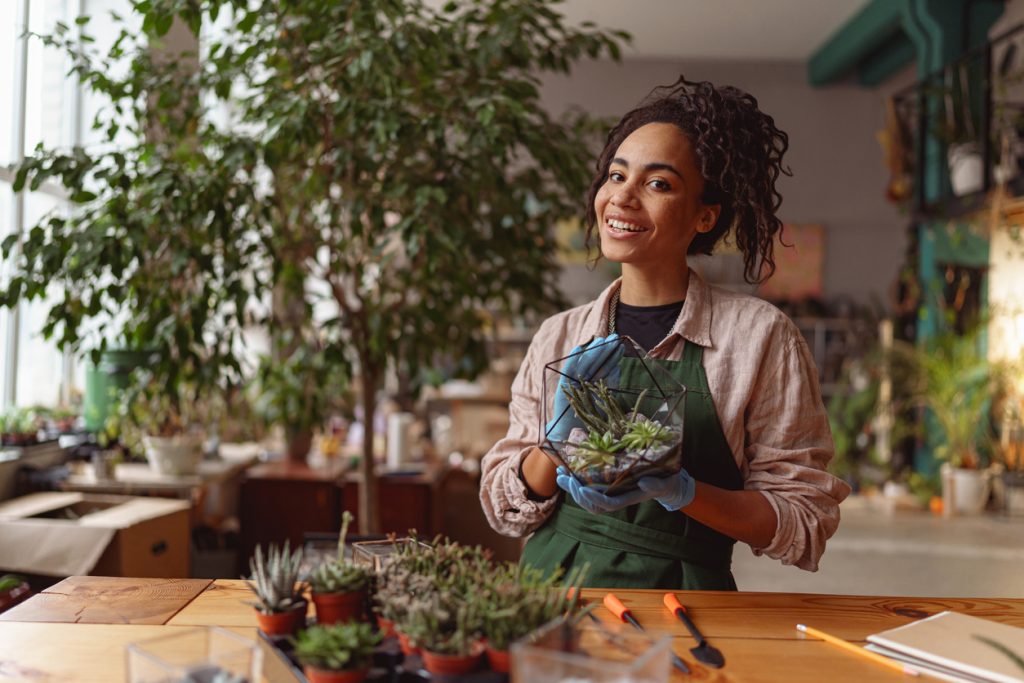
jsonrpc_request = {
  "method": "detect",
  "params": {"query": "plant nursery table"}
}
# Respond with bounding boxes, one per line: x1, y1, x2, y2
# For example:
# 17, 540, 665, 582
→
1, 576, 1024, 682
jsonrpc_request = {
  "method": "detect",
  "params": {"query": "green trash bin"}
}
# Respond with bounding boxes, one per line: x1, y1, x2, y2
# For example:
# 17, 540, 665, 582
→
83, 349, 152, 432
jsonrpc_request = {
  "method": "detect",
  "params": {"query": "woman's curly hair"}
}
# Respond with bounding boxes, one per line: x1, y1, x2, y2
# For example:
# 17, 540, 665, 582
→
585, 76, 791, 284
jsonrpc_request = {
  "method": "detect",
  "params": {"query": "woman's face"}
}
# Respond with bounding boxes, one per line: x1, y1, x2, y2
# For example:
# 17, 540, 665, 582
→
594, 122, 719, 270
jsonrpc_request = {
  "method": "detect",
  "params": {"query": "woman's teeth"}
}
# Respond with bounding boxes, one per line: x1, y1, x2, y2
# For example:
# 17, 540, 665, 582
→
607, 218, 647, 233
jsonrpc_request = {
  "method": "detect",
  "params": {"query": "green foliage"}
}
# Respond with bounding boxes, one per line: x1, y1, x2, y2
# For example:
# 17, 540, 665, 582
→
245, 541, 306, 614
377, 537, 494, 654
292, 622, 381, 672
2, 1, 628, 512
0, 408, 38, 435
308, 512, 373, 594
561, 380, 672, 469
891, 323, 1009, 468
478, 564, 591, 652
0, 575, 25, 592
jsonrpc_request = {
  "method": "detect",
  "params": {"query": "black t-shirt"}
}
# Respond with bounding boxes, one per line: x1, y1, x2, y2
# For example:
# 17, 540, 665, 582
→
615, 299, 684, 352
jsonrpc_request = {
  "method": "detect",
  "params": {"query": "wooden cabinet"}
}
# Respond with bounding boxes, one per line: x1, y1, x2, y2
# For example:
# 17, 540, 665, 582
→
238, 460, 440, 572
340, 470, 438, 537
238, 460, 344, 574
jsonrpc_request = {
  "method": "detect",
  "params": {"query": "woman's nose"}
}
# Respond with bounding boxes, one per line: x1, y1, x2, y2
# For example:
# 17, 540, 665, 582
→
610, 183, 638, 207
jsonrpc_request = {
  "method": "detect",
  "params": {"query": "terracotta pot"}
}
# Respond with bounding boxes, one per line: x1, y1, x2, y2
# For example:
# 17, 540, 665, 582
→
421, 647, 483, 676
255, 602, 306, 636
376, 615, 396, 638
485, 645, 510, 673
396, 631, 420, 656
303, 666, 369, 683
312, 590, 365, 625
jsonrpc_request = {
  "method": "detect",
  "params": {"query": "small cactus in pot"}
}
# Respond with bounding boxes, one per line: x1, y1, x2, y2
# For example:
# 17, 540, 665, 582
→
245, 541, 307, 636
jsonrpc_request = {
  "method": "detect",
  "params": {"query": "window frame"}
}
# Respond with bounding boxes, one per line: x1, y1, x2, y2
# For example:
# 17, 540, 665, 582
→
1, 0, 86, 409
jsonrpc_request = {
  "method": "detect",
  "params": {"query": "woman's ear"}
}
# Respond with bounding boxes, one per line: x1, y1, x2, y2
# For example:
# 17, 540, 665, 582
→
698, 204, 721, 234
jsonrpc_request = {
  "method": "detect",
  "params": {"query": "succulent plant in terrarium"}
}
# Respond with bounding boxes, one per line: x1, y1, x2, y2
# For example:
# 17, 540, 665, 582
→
245, 541, 306, 614
542, 336, 687, 495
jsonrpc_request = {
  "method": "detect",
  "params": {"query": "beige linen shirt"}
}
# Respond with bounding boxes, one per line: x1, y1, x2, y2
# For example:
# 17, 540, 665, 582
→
479, 270, 851, 571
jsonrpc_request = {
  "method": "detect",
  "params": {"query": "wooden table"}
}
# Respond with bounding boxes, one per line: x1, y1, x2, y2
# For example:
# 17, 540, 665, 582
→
2, 576, 1024, 681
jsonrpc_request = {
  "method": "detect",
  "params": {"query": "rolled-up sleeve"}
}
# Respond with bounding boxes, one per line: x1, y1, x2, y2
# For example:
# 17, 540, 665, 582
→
479, 323, 561, 537
742, 332, 851, 571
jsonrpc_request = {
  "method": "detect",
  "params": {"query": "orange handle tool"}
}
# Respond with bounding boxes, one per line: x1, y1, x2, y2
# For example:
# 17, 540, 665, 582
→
663, 592, 687, 615
606, 593, 691, 675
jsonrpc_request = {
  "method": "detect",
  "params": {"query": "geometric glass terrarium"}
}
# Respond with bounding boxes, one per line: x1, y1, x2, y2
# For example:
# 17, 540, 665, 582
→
542, 335, 687, 496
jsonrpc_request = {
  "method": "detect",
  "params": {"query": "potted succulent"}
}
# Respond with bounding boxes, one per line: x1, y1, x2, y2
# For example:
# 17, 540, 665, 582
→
390, 540, 493, 675
375, 542, 438, 652
478, 565, 590, 673
401, 591, 484, 676
244, 541, 307, 636
308, 512, 374, 625
292, 622, 382, 683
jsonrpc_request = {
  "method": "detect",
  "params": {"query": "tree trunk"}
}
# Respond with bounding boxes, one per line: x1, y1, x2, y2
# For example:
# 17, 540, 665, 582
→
359, 366, 381, 535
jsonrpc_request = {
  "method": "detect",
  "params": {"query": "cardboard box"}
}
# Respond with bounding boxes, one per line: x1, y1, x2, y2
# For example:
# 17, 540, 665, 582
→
0, 492, 190, 577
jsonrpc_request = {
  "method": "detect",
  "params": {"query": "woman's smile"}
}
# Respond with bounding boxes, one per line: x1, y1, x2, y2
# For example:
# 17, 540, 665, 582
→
605, 215, 650, 237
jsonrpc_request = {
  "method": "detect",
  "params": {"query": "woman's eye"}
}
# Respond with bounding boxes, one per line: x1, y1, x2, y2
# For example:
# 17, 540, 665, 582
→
608, 170, 625, 182
649, 179, 670, 191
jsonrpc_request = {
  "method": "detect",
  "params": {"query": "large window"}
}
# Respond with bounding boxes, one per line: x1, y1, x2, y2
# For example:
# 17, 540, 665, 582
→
0, 0, 130, 409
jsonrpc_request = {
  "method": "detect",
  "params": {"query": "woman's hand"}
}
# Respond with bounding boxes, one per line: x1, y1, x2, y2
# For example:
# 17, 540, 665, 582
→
636, 470, 697, 510
544, 334, 623, 449
555, 467, 650, 513
555, 466, 696, 514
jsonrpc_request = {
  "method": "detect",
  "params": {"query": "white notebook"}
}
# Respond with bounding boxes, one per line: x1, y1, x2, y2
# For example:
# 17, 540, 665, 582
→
865, 611, 1024, 683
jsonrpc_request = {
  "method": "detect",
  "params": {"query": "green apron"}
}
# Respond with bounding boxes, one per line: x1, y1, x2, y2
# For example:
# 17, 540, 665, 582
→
521, 339, 744, 590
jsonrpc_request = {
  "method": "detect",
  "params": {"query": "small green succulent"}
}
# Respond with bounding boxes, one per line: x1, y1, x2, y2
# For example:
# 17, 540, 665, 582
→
619, 417, 673, 452
292, 622, 381, 672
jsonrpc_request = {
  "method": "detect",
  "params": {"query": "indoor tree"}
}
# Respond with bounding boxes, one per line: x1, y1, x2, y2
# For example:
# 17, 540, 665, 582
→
2, 0, 628, 533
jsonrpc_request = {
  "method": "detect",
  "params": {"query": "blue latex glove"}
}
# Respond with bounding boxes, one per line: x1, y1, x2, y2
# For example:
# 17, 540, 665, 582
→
556, 466, 650, 513
636, 469, 697, 511
544, 334, 624, 449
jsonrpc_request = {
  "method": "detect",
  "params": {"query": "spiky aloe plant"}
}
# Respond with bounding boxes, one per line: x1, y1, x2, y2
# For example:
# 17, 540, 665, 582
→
245, 540, 306, 614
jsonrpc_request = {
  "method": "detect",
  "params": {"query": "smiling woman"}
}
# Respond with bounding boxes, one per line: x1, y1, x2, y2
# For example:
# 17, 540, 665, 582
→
480, 76, 852, 591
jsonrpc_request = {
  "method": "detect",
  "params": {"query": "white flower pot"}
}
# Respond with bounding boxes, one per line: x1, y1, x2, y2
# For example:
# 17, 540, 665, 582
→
947, 143, 984, 196
143, 434, 202, 476
941, 464, 991, 515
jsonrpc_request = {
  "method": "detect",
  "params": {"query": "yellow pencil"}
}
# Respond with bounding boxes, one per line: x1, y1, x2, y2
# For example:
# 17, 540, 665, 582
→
796, 624, 919, 677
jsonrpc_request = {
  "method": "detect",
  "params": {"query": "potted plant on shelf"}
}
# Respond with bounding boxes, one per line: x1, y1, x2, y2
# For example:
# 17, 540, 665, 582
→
308, 512, 374, 625
891, 322, 1011, 514
245, 541, 307, 636
292, 622, 382, 683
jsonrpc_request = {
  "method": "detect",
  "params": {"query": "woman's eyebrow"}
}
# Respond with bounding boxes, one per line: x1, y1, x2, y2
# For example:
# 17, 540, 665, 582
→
611, 157, 683, 179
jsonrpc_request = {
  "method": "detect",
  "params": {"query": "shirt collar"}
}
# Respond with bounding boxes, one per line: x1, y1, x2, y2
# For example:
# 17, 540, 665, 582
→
581, 268, 714, 348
